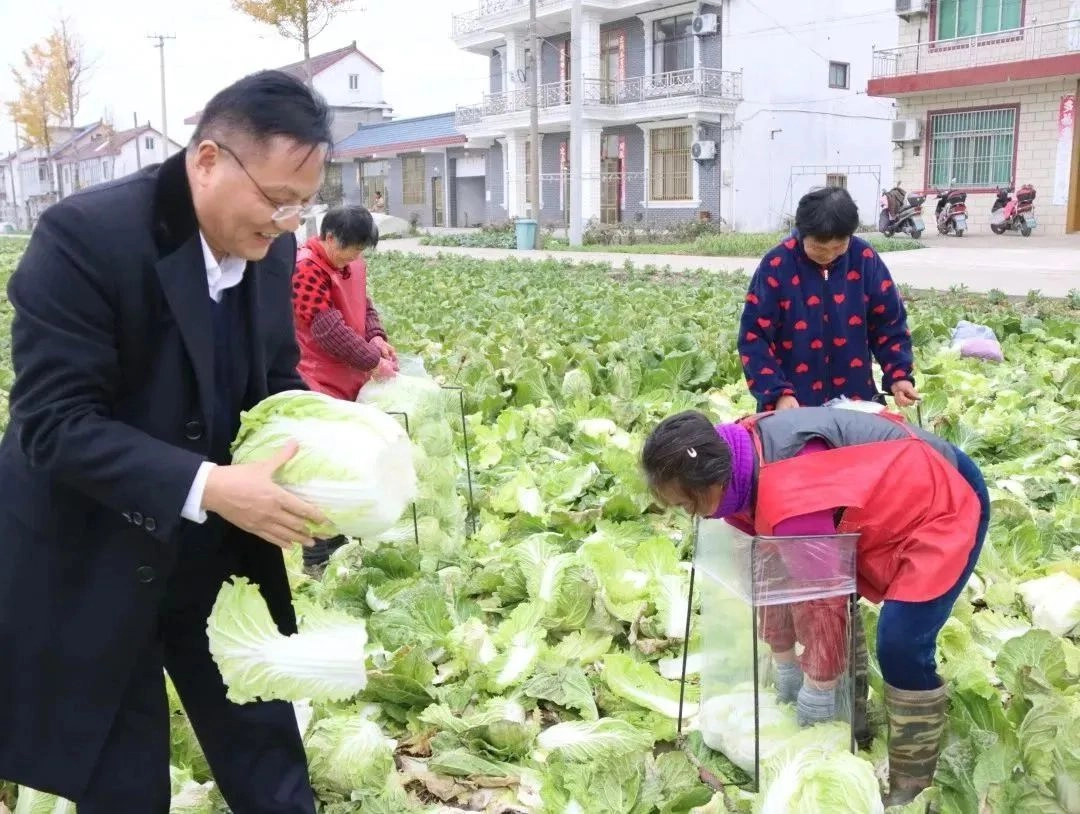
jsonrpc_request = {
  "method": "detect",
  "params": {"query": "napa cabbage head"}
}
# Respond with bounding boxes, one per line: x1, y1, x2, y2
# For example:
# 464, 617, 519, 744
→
231, 390, 418, 539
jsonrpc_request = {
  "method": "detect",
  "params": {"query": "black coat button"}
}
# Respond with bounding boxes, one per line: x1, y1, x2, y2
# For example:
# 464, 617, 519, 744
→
144, 517, 157, 533
185, 420, 204, 440
131, 512, 143, 526
136, 566, 155, 583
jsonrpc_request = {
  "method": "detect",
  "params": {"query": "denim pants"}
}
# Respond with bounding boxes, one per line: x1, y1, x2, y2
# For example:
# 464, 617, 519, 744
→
876, 446, 991, 691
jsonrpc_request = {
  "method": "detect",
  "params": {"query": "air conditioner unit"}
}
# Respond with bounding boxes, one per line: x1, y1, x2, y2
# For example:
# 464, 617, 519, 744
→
692, 13, 719, 35
891, 118, 923, 142
691, 140, 717, 160
895, 0, 929, 19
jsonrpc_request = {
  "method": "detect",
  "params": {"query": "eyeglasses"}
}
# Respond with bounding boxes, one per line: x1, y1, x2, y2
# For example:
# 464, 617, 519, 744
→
215, 142, 318, 224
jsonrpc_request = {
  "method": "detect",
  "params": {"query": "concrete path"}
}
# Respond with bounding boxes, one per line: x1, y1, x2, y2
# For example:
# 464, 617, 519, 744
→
387, 236, 1080, 298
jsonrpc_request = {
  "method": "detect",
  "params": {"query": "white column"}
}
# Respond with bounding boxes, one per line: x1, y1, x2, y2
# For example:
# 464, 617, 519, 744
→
505, 130, 528, 218
580, 124, 602, 224
504, 32, 526, 88
579, 12, 602, 80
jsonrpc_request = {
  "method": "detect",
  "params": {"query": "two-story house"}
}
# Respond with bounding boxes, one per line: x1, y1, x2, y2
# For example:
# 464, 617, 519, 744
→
184, 41, 393, 144
450, 0, 899, 232
54, 125, 184, 196
868, 0, 1080, 234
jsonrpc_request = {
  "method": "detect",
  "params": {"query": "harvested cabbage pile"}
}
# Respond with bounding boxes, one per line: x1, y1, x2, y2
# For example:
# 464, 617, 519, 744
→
230, 390, 417, 539
698, 686, 803, 774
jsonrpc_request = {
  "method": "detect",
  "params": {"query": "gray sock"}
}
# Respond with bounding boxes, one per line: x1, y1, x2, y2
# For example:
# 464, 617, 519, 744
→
775, 661, 804, 704
797, 684, 838, 726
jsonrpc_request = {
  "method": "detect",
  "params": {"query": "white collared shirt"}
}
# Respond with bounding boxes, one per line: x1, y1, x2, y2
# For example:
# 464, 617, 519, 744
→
180, 233, 249, 523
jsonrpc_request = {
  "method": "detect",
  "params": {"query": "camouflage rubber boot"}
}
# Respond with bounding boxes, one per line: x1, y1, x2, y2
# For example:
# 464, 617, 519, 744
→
883, 682, 948, 806
851, 609, 873, 749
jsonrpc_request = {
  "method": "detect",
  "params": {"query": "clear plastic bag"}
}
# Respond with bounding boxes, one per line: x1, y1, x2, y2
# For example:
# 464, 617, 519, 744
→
950, 320, 1004, 363
696, 519, 859, 778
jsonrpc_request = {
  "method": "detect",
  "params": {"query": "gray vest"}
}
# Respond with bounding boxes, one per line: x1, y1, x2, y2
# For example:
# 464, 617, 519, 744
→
753, 407, 959, 469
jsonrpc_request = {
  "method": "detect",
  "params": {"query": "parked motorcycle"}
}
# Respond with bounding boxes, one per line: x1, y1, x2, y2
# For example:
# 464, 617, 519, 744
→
878, 186, 926, 239
990, 184, 1037, 237
934, 187, 968, 237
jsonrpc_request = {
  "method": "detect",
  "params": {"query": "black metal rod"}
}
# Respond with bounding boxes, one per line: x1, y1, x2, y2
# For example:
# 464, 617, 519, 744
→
848, 593, 857, 756
442, 385, 478, 537
677, 519, 698, 736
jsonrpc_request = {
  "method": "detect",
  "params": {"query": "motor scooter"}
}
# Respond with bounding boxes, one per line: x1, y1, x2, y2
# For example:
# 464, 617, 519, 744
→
934, 185, 968, 237
990, 184, 1037, 237
878, 186, 926, 239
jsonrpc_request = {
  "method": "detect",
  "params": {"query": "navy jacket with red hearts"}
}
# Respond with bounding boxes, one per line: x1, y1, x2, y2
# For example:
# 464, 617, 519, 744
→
737, 233, 915, 410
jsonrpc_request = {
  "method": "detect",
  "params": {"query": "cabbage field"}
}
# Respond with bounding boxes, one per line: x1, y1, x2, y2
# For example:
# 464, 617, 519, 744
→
0, 237, 1078, 813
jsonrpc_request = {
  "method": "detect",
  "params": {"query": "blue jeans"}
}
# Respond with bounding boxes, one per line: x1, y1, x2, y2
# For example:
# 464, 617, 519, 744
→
876, 446, 990, 691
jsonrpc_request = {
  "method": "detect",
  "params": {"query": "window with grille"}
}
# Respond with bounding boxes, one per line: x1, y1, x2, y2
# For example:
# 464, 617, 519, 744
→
402, 155, 425, 205
928, 107, 1016, 188
653, 14, 694, 74
359, 160, 389, 207
825, 173, 848, 189
936, 0, 1021, 41
649, 126, 692, 202
349, 74, 359, 90
828, 61, 849, 89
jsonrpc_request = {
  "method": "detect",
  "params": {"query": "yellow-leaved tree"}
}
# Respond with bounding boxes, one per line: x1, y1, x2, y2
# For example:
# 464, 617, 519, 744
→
232, 0, 355, 88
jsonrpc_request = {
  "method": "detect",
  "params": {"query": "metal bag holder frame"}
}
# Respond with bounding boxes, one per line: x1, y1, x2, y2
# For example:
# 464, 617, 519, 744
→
385, 384, 478, 543
678, 522, 860, 791
675, 399, 924, 791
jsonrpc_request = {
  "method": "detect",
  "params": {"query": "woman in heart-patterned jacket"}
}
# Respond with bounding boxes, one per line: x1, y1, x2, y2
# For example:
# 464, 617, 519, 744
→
737, 186, 920, 412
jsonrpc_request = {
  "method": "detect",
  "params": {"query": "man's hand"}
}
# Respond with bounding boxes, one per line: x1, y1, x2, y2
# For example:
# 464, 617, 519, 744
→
890, 380, 920, 408
373, 357, 397, 381
372, 336, 397, 362
202, 441, 329, 550
776, 395, 800, 411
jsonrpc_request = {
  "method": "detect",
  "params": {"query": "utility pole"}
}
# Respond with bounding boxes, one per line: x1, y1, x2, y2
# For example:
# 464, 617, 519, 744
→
568, 0, 583, 247
528, 0, 541, 247
147, 34, 175, 161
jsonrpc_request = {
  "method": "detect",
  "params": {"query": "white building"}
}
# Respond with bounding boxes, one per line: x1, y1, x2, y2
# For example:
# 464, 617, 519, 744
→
54, 125, 184, 197
184, 41, 393, 144
450, 0, 899, 232
869, 0, 1080, 234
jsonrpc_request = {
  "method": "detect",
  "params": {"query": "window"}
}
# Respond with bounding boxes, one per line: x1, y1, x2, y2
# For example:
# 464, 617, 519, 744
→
38, 163, 47, 182
936, 0, 1021, 41
928, 107, 1016, 188
653, 14, 694, 74
649, 126, 692, 201
145, 136, 155, 151
349, 74, 359, 90
402, 155, 425, 205
601, 31, 621, 83
826, 173, 848, 189
828, 61, 850, 89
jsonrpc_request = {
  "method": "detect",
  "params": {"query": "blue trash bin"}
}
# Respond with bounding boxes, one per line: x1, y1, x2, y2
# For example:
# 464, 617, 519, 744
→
515, 219, 538, 250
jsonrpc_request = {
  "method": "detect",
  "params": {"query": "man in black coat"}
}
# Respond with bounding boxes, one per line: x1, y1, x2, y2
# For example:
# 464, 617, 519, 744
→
0, 71, 334, 812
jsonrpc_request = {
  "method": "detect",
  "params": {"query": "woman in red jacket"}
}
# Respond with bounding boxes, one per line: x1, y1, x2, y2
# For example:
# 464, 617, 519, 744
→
641, 407, 989, 806
292, 205, 397, 573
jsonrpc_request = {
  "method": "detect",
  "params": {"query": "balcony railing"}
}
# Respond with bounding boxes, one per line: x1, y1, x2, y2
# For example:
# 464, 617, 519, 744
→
872, 17, 1080, 78
452, 0, 561, 37
454, 68, 742, 126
